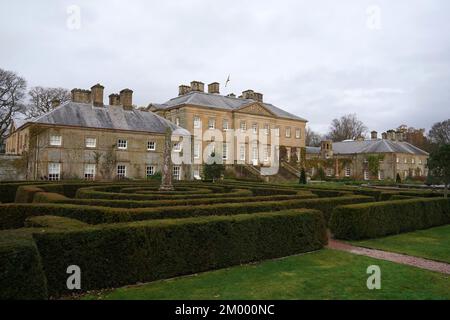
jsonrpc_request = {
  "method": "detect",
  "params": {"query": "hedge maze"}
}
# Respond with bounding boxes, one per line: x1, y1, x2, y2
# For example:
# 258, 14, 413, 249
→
0, 180, 448, 299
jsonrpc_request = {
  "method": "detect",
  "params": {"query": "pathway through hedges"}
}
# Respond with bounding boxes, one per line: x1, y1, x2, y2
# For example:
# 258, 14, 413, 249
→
327, 238, 450, 275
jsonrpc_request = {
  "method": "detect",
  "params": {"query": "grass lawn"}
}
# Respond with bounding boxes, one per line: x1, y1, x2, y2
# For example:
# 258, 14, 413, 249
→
82, 249, 450, 300
352, 225, 450, 264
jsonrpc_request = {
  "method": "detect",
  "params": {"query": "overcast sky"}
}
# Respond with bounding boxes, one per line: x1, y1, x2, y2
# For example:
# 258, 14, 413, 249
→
1, 0, 449, 134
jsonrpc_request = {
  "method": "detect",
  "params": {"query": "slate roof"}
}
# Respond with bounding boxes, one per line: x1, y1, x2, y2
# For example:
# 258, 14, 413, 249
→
306, 139, 428, 156
15, 102, 190, 136
156, 91, 307, 122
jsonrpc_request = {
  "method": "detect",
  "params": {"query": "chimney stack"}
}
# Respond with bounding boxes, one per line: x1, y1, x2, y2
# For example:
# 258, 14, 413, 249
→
386, 130, 395, 141
382, 132, 387, 140
371, 131, 378, 140
120, 89, 133, 110
190, 81, 205, 92
91, 84, 104, 107
253, 92, 263, 102
208, 82, 220, 94
109, 94, 120, 106
71, 89, 82, 102
179, 85, 191, 96
242, 90, 255, 100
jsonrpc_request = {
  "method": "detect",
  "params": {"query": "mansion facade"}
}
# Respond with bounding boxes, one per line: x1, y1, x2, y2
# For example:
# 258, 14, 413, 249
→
149, 81, 308, 178
5, 84, 190, 181
4, 80, 429, 182
305, 132, 429, 181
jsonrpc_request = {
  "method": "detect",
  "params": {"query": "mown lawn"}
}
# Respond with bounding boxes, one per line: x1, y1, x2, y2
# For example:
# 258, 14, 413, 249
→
82, 249, 450, 300
352, 225, 450, 263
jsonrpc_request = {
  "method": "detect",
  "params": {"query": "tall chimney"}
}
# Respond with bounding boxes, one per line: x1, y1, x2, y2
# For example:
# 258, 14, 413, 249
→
109, 94, 120, 106
91, 84, 104, 107
382, 132, 387, 140
253, 92, 263, 102
120, 89, 133, 110
208, 82, 220, 94
386, 130, 395, 141
179, 85, 191, 96
371, 131, 378, 140
190, 81, 205, 92
71, 88, 82, 102
242, 90, 255, 100
81, 90, 91, 104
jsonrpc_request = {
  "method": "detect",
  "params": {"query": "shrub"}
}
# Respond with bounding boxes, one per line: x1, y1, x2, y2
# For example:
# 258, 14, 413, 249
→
15, 186, 45, 203
33, 209, 327, 297
25, 216, 88, 230
330, 198, 450, 240
0, 195, 373, 229
0, 229, 48, 300
33, 193, 318, 208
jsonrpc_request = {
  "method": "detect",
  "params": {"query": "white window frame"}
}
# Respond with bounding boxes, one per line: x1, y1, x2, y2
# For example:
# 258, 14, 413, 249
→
146, 165, 155, 177
173, 166, 181, 181
285, 127, 291, 138
239, 144, 246, 161
48, 163, 61, 181
117, 165, 127, 179
193, 116, 201, 129
264, 124, 270, 135
147, 141, 156, 151
295, 128, 301, 139
84, 164, 96, 180
117, 139, 128, 150
175, 117, 180, 126
85, 137, 97, 148
49, 135, 62, 147
345, 167, 351, 177
223, 119, 229, 131
240, 121, 247, 131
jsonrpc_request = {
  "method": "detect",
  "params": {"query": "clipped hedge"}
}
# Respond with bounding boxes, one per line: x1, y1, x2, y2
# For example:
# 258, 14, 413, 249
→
25, 216, 89, 230
330, 198, 450, 240
34, 192, 318, 208
33, 209, 327, 297
76, 187, 253, 200
0, 229, 48, 300
0, 195, 373, 229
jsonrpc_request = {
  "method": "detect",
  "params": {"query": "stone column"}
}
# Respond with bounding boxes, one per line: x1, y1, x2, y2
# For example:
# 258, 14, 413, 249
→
159, 127, 174, 191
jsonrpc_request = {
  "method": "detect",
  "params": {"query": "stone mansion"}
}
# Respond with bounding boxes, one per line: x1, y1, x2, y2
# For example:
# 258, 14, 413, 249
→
4, 80, 429, 182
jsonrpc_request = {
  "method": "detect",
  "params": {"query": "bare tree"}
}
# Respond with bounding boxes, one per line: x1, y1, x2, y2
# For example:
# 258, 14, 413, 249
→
24, 86, 71, 119
428, 119, 450, 146
305, 127, 323, 147
0, 68, 27, 144
327, 114, 368, 142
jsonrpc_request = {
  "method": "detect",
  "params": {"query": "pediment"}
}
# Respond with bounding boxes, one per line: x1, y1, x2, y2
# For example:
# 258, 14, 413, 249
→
235, 102, 275, 117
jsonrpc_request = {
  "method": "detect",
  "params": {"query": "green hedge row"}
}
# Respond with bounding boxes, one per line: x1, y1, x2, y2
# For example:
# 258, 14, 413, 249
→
330, 198, 450, 240
75, 187, 253, 200
0, 195, 373, 229
0, 229, 48, 300
33, 209, 327, 297
25, 216, 89, 230
33, 192, 318, 208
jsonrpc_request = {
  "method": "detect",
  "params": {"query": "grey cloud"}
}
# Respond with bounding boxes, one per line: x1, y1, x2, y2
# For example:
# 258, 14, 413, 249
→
0, 0, 449, 134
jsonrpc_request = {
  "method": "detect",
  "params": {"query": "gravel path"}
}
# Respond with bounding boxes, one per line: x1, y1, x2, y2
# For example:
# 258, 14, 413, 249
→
327, 238, 450, 275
